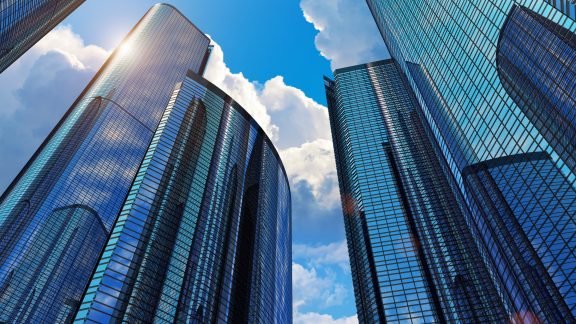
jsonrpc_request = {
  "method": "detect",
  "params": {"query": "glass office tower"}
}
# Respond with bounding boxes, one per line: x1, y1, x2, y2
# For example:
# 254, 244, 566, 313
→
363, 0, 576, 322
326, 60, 506, 323
0, 4, 211, 322
497, 5, 576, 178
0, 0, 85, 73
74, 70, 292, 324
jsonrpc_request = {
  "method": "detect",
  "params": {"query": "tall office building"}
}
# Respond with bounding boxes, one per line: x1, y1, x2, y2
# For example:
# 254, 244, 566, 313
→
323, 0, 576, 322
326, 60, 506, 323
497, 4, 576, 177
75, 71, 291, 323
0, 0, 85, 73
0, 4, 211, 322
0, 3, 292, 323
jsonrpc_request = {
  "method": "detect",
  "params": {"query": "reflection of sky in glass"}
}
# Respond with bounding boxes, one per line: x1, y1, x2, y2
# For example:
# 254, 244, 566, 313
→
327, 63, 437, 323
0, 0, 84, 72
367, 0, 576, 320
76, 71, 291, 323
0, 4, 210, 322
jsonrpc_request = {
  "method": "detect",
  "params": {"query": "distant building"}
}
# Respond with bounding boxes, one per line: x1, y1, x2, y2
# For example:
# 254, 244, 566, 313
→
0, 0, 85, 73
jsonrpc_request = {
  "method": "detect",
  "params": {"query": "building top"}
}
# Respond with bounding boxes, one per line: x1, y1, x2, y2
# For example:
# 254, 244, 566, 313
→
332, 58, 394, 75
185, 69, 290, 188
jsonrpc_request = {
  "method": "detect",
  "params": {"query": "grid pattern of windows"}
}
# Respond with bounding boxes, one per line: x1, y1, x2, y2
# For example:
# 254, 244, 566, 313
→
464, 153, 576, 319
372, 61, 508, 323
326, 62, 439, 323
367, 0, 576, 321
0, 0, 84, 73
75, 71, 291, 323
326, 60, 510, 323
497, 5, 576, 180
545, 0, 576, 19
0, 5, 210, 322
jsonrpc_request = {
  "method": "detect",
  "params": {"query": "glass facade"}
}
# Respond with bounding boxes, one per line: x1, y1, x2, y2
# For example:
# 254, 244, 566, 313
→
326, 62, 437, 323
363, 0, 576, 321
74, 70, 291, 324
545, 0, 576, 20
0, 0, 85, 73
497, 4, 576, 178
326, 60, 508, 323
0, 4, 211, 322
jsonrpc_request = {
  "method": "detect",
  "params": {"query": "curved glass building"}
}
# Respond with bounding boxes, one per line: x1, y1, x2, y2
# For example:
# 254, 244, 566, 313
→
0, 0, 85, 73
0, 4, 212, 322
322, 0, 576, 322
74, 70, 292, 324
0, 4, 291, 323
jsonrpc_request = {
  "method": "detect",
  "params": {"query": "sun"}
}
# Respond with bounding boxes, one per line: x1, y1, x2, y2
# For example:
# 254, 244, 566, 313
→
117, 41, 132, 56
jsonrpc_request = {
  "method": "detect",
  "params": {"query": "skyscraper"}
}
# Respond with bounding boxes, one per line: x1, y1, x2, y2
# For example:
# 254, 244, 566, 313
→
74, 70, 291, 323
324, 0, 576, 322
0, 0, 85, 73
497, 4, 576, 177
0, 4, 211, 322
1, 3, 292, 323
326, 60, 506, 323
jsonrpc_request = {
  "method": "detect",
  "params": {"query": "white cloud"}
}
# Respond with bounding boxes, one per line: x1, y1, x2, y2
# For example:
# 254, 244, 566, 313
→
293, 262, 357, 324
293, 240, 350, 272
294, 310, 358, 324
204, 39, 331, 149
300, 0, 389, 70
293, 263, 348, 309
31, 25, 109, 70
203, 40, 279, 141
0, 26, 109, 192
204, 40, 340, 210
260, 76, 331, 148
279, 139, 340, 209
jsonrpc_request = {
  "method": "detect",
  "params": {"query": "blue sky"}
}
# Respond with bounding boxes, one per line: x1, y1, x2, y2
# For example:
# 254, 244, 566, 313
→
0, 1, 388, 322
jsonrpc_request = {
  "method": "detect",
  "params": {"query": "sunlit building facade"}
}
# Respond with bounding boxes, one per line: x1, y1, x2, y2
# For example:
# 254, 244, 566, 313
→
0, 4, 211, 322
0, 0, 85, 73
0, 3, 292, 323
354, 0, 576, 322
74, 71, 292, 323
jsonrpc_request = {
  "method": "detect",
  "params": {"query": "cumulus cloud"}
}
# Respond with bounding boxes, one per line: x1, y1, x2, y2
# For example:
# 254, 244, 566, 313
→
31, 25, 109, 70
260, 77, 331, 148
279, 139, 339, 209
293, 263, 348, 309
293, 263, 357, 324
204, 40, 340, 211
300, 0, 389, 70
293, 240, 350, 272
0, 26, 109, 192
294, 310, 358, 324
203, 40, 279, 141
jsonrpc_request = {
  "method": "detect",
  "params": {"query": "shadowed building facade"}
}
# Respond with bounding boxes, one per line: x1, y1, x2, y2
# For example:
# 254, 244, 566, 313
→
0, 0, 85, 73
74, 71, 291, 323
